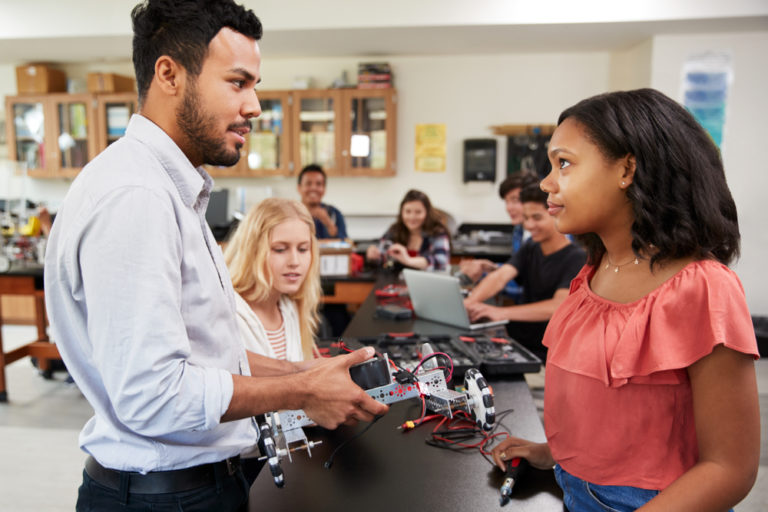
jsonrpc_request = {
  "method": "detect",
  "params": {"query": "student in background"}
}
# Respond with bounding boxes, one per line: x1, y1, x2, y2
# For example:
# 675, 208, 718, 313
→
296, 164, 352, 337
225, 198, 320, 361
464, 185, 585, 359
491, 89, 759, 511
366, 189, 451, 272
297, 163, 348, 239
458, 172, 540, 294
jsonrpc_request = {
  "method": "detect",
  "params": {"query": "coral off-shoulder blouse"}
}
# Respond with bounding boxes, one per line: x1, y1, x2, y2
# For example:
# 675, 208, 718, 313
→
543, 259, 758, 490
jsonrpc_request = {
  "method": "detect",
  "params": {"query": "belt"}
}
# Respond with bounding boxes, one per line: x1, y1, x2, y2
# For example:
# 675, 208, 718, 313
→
84, 455, 241, 494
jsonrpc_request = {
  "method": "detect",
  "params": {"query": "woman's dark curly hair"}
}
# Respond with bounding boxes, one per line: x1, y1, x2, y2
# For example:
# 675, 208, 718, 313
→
131, 0, 262, 102
387, 189, 448, 245
558, 88, 740, 268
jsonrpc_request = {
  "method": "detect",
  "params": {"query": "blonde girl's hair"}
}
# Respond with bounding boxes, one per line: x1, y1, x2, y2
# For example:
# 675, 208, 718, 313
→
224, 198, 321, 360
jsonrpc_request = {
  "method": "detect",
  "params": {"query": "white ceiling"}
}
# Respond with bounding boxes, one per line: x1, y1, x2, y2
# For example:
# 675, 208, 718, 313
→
0, 1, 766, 64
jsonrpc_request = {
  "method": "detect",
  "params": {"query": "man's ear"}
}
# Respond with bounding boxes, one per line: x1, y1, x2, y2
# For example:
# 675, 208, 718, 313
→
153, 55, 184, 96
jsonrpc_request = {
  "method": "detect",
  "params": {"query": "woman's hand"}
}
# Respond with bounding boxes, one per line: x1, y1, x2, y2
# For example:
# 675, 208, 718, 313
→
366, 244, 381, 262
491, 436, 555, 471
386, 243, 409, 264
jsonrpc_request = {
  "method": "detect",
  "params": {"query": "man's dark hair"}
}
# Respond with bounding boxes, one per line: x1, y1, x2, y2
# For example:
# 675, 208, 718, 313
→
558, 88, 739, 267
298, 164, 326, 185
498, 172, 539, 199
131, 0, 263, 102
519, 184, 547, 208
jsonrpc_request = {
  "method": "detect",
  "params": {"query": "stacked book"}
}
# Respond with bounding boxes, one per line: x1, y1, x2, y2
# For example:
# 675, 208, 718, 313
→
357, 62, 392, 89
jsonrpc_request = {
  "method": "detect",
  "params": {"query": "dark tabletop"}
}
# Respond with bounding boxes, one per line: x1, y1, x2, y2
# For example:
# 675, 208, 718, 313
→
248, 274, 563, 511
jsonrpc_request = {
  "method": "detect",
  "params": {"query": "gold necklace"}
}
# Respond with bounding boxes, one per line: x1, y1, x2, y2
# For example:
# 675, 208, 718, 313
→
604, 254, 639, 273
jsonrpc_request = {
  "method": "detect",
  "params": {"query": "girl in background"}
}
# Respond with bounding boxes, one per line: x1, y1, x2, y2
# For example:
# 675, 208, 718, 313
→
225, 198, 320, 361
492, 89, 759, 511
366, 189, 450, 271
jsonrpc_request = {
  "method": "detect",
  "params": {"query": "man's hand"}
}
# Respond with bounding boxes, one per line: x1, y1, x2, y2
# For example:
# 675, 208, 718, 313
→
465, 302, 506, 322
459, 258, 496, 282
300, 347, 389, 429
308, 205, 337, 237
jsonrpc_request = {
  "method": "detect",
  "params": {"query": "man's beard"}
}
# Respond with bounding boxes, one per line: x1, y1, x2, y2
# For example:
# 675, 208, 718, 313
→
177, 80, 245, 167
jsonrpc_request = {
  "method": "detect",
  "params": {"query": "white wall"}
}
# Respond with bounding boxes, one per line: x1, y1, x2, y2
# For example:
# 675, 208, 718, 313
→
609, 39, 653, 90
242, 52, 609, 224
650, 31, 768, 315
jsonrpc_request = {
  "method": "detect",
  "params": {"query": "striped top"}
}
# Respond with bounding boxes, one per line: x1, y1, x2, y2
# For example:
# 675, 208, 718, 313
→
265, 322, 287, 360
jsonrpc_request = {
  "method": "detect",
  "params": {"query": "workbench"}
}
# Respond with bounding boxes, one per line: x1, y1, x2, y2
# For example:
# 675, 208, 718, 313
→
0, 266, 60, 402
248, 273, 564, 511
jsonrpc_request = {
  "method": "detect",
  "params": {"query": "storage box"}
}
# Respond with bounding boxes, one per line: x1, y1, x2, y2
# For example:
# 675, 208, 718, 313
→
319, 240, 354, 276
15, 64, 67, 94
87, 73, 136, 93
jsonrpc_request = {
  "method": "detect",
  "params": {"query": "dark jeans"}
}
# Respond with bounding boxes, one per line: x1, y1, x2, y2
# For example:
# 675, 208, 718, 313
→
76, 464, 251, 512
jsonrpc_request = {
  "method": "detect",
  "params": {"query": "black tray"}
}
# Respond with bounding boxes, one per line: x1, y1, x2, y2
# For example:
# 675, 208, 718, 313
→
454, 333, 542, 375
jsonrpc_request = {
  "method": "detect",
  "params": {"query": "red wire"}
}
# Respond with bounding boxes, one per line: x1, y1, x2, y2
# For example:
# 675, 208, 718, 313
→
426, 411, 509, 454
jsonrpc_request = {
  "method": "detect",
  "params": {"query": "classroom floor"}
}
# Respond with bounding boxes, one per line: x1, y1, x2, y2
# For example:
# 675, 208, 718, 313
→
1, 324, 767, 511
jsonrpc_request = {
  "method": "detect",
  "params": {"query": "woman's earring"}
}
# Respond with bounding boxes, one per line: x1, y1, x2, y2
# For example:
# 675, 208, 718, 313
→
621, 181, 626, 186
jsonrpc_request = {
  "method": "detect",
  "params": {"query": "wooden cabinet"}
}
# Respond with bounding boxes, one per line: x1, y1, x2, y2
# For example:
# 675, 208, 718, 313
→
292, 89, 342, 174
290, 88, 396, 177
207, 90, 294, 178
339, 88, 397, 177
210, 87, 397, 178
94, 93, 138, 153
5, 92, 138, 178
6, 87, 397, 179
5, 94, 98, 178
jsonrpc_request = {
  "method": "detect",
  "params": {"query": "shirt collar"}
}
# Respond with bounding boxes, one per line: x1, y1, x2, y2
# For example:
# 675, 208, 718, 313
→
125, 114, 213, 212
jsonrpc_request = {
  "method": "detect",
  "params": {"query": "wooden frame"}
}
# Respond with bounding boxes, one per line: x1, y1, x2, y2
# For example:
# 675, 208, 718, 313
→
5, 93, 98, 179
339, 88, 397, 177
291, 89, 344, 175
94, 92, 138, 152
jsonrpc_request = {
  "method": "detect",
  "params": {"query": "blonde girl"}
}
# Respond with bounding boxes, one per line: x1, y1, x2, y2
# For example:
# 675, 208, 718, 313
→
225, 198, 320, 361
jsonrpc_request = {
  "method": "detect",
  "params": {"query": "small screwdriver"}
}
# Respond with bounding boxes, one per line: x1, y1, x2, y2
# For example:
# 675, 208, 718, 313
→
499, 457, 529, 506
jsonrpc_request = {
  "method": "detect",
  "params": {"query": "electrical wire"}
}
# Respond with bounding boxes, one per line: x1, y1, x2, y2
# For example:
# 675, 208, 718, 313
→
323, 415, 384, 469
422, 408, 516, 466
412, 351, 454, 382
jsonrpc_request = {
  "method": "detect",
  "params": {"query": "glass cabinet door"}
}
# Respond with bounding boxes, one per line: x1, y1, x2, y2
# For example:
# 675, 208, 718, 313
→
96, 93, 137, 151
341, 89, 396, 176
57, 99, 92, 170
243, 91, 291, 175
10, 101, 46, 171
292, 90, 340, 173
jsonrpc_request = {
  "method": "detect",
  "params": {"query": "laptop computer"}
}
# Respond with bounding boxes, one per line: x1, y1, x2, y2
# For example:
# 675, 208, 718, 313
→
402, 269, 509, 331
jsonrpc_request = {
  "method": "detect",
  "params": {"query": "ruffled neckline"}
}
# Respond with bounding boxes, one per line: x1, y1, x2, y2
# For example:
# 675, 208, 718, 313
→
544, 259, 754, 387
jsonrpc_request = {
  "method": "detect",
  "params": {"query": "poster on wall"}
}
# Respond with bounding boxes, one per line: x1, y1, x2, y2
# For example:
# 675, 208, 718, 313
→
681, 52, 732, 150
414, 124, 446, 172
